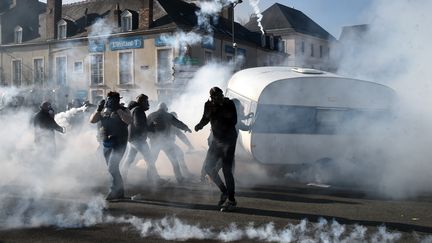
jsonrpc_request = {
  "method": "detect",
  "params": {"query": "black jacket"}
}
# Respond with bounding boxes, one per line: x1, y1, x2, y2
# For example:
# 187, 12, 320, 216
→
128, 101, 149, 142
147, 108, 189, 139
33, 110, 63, 142
196, 98, 237, 142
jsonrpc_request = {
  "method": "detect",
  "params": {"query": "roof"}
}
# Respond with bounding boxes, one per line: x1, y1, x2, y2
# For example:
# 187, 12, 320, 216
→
1, 0, 266, 48
244, 3, 335, 41
156, 0, 263, 47
339, 24, 369, 41
226, 66, 392, 103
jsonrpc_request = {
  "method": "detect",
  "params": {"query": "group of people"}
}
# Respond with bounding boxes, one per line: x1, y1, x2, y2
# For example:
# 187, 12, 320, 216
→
33, 86, 249, 211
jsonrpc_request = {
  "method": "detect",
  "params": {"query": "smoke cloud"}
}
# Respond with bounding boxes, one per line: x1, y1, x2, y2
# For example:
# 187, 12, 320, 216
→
287, 0, 432, 199
248, 0, 264, 34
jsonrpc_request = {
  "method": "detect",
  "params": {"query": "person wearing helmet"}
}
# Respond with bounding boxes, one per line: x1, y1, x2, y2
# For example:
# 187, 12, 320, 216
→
90, 91, 132, 200
194, 87, 238, 211
122, 94, 160, 183
147, 102, 192, 183
33, 101, 65, 155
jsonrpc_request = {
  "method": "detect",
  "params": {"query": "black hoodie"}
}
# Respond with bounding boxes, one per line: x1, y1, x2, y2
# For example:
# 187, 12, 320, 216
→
128, 101, 149, 142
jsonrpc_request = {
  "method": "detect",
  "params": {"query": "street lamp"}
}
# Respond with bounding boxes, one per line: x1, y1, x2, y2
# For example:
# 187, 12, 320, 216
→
231, 0, 242, 64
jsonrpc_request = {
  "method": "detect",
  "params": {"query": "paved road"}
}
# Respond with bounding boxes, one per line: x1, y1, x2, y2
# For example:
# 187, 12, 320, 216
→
1, 176, 432, 242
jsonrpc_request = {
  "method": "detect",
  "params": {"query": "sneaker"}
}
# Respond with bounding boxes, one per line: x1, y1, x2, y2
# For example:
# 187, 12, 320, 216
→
220, 200, 237, 212
217, 193, 228, 207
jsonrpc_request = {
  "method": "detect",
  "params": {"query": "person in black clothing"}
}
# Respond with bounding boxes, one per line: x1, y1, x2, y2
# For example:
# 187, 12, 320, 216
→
199, 98, 253, 181
122, 94, 160, 183
170, 112, 194, 178
90, 91, 132, 200
147, 102, 192, 183
194, 87, 238, 210
33, 101, 65, 154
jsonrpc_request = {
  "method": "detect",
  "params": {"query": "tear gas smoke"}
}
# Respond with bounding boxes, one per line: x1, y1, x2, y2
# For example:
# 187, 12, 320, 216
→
104, 215, 404, 242
248, 0, 265, 35
286, 0, 432, 199
0, 100, 109, 229
55, 106, 87, 128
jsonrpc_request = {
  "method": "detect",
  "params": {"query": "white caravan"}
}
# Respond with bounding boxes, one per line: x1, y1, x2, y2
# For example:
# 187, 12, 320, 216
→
226, 67, 395, 166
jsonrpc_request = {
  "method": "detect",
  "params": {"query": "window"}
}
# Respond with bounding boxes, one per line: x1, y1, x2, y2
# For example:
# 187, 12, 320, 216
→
55, 56, 67, 86
121, 11, 132, 32
261, 35, 266, 47
320, 45, 323, 58
281, 40, 286, 53
204, 51, 213, 64
14, 26, 22, 44
12, 60, 22, 86
74, 61, 83, 73
119, 51, 133, 84
91, 90, 104, 104
157, 49, 173, 83
310, 44, 314, 57
301, 41, 305, 55
90, 54, 104, 85
57, 20, 67, 39
33, 58, 44, 85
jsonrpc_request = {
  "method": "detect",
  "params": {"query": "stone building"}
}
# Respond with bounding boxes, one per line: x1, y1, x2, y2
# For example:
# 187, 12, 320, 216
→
245, 3, 336, 71
0, 0, 284, 110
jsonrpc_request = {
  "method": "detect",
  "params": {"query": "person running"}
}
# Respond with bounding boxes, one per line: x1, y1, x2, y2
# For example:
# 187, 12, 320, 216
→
90, 91, 132, 200
170, 111, 195, 178
194, 87, 238, 211
147, 103, 192, 183
122, 94, 160, 183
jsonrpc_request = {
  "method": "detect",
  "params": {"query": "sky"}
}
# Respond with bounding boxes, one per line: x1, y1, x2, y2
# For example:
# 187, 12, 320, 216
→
43, 0, 374, 39
235, 0, 374, 38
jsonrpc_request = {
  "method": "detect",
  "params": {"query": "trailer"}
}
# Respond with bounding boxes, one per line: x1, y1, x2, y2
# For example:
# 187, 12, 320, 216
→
226, 67, 395, 166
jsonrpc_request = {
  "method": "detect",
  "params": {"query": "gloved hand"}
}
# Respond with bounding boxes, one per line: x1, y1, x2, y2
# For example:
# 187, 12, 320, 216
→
97, 99, 105, 112
185, 127, 192, 133
194, 124, 202, 132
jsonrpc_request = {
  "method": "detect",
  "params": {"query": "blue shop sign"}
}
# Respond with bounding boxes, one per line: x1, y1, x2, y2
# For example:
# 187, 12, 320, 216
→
110, 36, 144, 51
155, 36, 169, 47
225, 45, 246, 56
88, 39, 105, 52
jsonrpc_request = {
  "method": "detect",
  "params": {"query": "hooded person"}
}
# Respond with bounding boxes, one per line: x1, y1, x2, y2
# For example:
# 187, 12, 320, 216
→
121, 94, 160, 183
147, 102, 192, 183
194, 87, 238, 211
90, 91, 132, 200
33, 101, 65, 154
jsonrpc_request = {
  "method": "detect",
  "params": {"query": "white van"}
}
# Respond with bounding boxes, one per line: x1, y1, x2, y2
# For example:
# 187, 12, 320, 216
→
226, 67, 395, 166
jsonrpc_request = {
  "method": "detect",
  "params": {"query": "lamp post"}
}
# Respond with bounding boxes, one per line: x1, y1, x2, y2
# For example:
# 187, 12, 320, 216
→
232, 0, 242, 64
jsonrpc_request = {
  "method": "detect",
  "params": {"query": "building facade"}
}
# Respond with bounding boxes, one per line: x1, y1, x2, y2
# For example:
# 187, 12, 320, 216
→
0, 0, 284, 110
245, 3, 336, 71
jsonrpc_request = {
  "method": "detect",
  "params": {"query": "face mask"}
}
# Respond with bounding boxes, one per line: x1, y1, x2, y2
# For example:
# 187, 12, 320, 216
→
105, 97, 119, 110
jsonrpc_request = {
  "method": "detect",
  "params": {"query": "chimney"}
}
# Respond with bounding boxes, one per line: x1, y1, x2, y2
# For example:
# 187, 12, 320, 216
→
221, 5, 234, 21
46, 0, 62, 40
113, 3, 121, 27
139, 0, 153, 29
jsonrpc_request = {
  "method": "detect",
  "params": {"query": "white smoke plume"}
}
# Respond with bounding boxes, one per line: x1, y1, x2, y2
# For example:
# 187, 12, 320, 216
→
106, 216, 403, 242
277, 0, 432, 199
55, 105, 87, 128
0, 104, 108, 229
248, 0, 265, 34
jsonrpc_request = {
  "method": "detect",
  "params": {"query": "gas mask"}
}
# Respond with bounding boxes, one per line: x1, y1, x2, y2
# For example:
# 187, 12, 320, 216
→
48, 108, 54, 117
105, 96, 119, 110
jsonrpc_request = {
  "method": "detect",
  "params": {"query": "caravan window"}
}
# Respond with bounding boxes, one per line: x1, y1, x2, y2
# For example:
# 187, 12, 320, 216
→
253, 105, 391, 135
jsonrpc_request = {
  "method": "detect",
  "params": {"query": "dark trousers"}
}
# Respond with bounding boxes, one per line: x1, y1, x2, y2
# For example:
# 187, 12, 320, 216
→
204, 138, 237, 201
103, 142, 127, 197
123, 140, 159, 181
